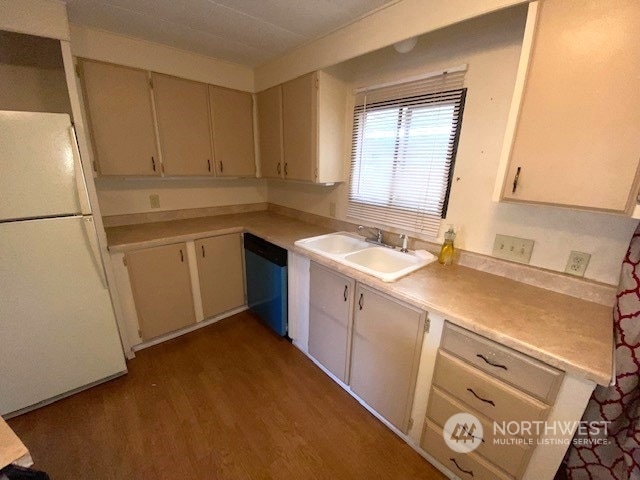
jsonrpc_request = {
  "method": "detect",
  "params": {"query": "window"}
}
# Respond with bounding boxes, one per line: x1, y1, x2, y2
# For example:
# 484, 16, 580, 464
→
347, 68, 467, 238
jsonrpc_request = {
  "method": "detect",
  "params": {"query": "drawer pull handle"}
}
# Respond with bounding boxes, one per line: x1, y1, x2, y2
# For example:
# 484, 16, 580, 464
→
467, 388, 495, 407
277, 163, 281, 175
450, 458, 474, 477
358, 293, 364, 310
180, 249, 184, 263
476, 354, 508, 371
343, 285, 348, 301
201, 245, 205, 258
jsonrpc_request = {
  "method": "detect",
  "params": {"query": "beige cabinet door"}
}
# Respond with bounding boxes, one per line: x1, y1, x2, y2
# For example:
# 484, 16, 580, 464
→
308, 263, 355, 383
195, 233, 245, 319
503, 0, 640, 212
350, 284, 425, 433
282, 72, 317, 181
80, 60, 159, 176
209, 86, 256, 177
152, 73, 213, 176
126, 243, 196, 340
257, 85, 284, 179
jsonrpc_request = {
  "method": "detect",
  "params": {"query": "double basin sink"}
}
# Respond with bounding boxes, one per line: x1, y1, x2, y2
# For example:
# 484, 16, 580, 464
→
294, 232, 436, 282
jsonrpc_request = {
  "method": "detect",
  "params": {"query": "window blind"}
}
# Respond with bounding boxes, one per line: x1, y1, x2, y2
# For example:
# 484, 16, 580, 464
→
347, 67, 467, 238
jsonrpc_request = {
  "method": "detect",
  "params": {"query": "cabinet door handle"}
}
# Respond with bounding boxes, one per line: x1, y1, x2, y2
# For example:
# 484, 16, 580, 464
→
220, 161, 224, 173
151, 156, 156, 172
476, 354, 507, 371
201, 245, 205, 258
277, 162, 281, 175
180, 249, 184, 263
358, 293, 364, 310
450, 458, 474, 477
284, 163, 288, 177
207, 159, 211, 172
343, 285, 348, 302
512, 166, 521, 193
467, 388, 495, 407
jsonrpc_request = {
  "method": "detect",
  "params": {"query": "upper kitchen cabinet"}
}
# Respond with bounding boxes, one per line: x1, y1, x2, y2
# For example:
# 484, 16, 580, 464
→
79, 60, 159, 176
261, 71, 348, 184
209, 85, 256, 177
496, 0, 640, 213
152, 73, 213, 176
256, 85, 283, 180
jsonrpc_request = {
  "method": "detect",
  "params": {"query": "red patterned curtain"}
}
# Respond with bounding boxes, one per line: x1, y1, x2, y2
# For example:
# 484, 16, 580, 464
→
566, 225, 640, 479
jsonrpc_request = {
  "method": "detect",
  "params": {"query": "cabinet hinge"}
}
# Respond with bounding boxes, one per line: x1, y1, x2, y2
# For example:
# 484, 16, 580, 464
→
92, 160, 98, 172
408, 418, 414, 432
314, 167, 318, 180
137, 329, 142, 339
149, 78, 153, 89
424, 317, 430, 333
123, 256, 128, 267
636, 192, 640, 205
75, 64, 81, 78
315, 76, 319, 89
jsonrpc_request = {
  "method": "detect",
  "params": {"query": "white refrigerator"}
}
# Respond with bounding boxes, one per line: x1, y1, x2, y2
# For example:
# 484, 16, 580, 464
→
0, 111, 127, 416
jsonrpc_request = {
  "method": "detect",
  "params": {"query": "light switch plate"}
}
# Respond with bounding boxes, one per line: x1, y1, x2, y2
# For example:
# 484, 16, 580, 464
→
492, 234, 535, 264
565, 251, 590, 277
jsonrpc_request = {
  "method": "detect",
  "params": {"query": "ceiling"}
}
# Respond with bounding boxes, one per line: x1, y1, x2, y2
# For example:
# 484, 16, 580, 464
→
64, 0, 395, 66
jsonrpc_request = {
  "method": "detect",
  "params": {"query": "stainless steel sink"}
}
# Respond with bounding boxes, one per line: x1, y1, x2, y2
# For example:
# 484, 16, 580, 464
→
295, 232, 436, 282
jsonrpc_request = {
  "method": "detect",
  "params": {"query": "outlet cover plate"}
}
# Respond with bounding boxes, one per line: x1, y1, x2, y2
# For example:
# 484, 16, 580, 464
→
565, 251, 590, 277
149, 194, 160, 209
492, 234, 535, 264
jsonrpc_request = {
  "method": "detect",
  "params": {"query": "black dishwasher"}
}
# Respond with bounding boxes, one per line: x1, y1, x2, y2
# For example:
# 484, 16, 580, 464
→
243, 233, 288, 336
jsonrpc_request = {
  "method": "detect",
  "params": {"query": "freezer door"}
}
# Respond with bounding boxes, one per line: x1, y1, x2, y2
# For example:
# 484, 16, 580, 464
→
0, 216, 126, 415
0, 111, 89, 221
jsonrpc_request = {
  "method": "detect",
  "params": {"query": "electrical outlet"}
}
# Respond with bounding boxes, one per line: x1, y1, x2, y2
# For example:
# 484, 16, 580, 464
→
565, 251, 590, 277
492, 234, 535, 264
149, 194, 160, 209
329, 202, 336, 218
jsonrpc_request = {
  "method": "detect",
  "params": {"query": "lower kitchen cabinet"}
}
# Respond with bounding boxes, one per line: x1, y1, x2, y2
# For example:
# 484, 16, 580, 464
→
349, 284, 426, 433
195, 233, 245, 319
308, 262, 355, 383
126, 242, 196, 340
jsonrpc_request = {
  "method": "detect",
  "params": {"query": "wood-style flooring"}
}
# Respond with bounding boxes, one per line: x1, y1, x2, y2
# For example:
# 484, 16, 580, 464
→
8, 312, 446, 479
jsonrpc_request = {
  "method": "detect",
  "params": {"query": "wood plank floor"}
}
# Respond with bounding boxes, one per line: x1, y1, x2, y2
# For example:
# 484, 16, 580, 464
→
8, 312, 446, 479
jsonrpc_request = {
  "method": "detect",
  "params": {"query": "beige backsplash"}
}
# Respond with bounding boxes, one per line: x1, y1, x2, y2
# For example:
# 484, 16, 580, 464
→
103, 203, 617, 307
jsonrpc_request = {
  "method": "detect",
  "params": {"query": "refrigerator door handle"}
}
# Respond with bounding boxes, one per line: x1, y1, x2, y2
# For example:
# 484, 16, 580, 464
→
69, 126, 92, 216
81, 216, 108, 289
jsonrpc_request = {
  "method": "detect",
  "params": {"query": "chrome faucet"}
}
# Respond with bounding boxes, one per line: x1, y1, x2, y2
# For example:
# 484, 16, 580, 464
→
357, 226, 395, 249
358, 225, 382, 242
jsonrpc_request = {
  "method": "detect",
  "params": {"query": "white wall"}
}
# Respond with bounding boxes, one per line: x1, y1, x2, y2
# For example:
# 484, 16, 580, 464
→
69, 25, 254, 92
254, 0, 527, 90
0, 0, 69, 41
95, 178, 267, 216
0, 64, 71, 114
268, 6, 639, 286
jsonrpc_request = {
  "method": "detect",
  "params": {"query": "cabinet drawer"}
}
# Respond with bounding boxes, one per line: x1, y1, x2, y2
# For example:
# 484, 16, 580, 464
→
427, 387, 532, 478
433, 351, 549, 425
441, 323, 563, 404
421, 421, 511, 480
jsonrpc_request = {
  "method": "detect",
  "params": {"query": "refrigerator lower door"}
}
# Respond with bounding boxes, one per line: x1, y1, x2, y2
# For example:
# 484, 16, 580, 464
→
0, 111, 87, 221
0, 216, 126, 416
